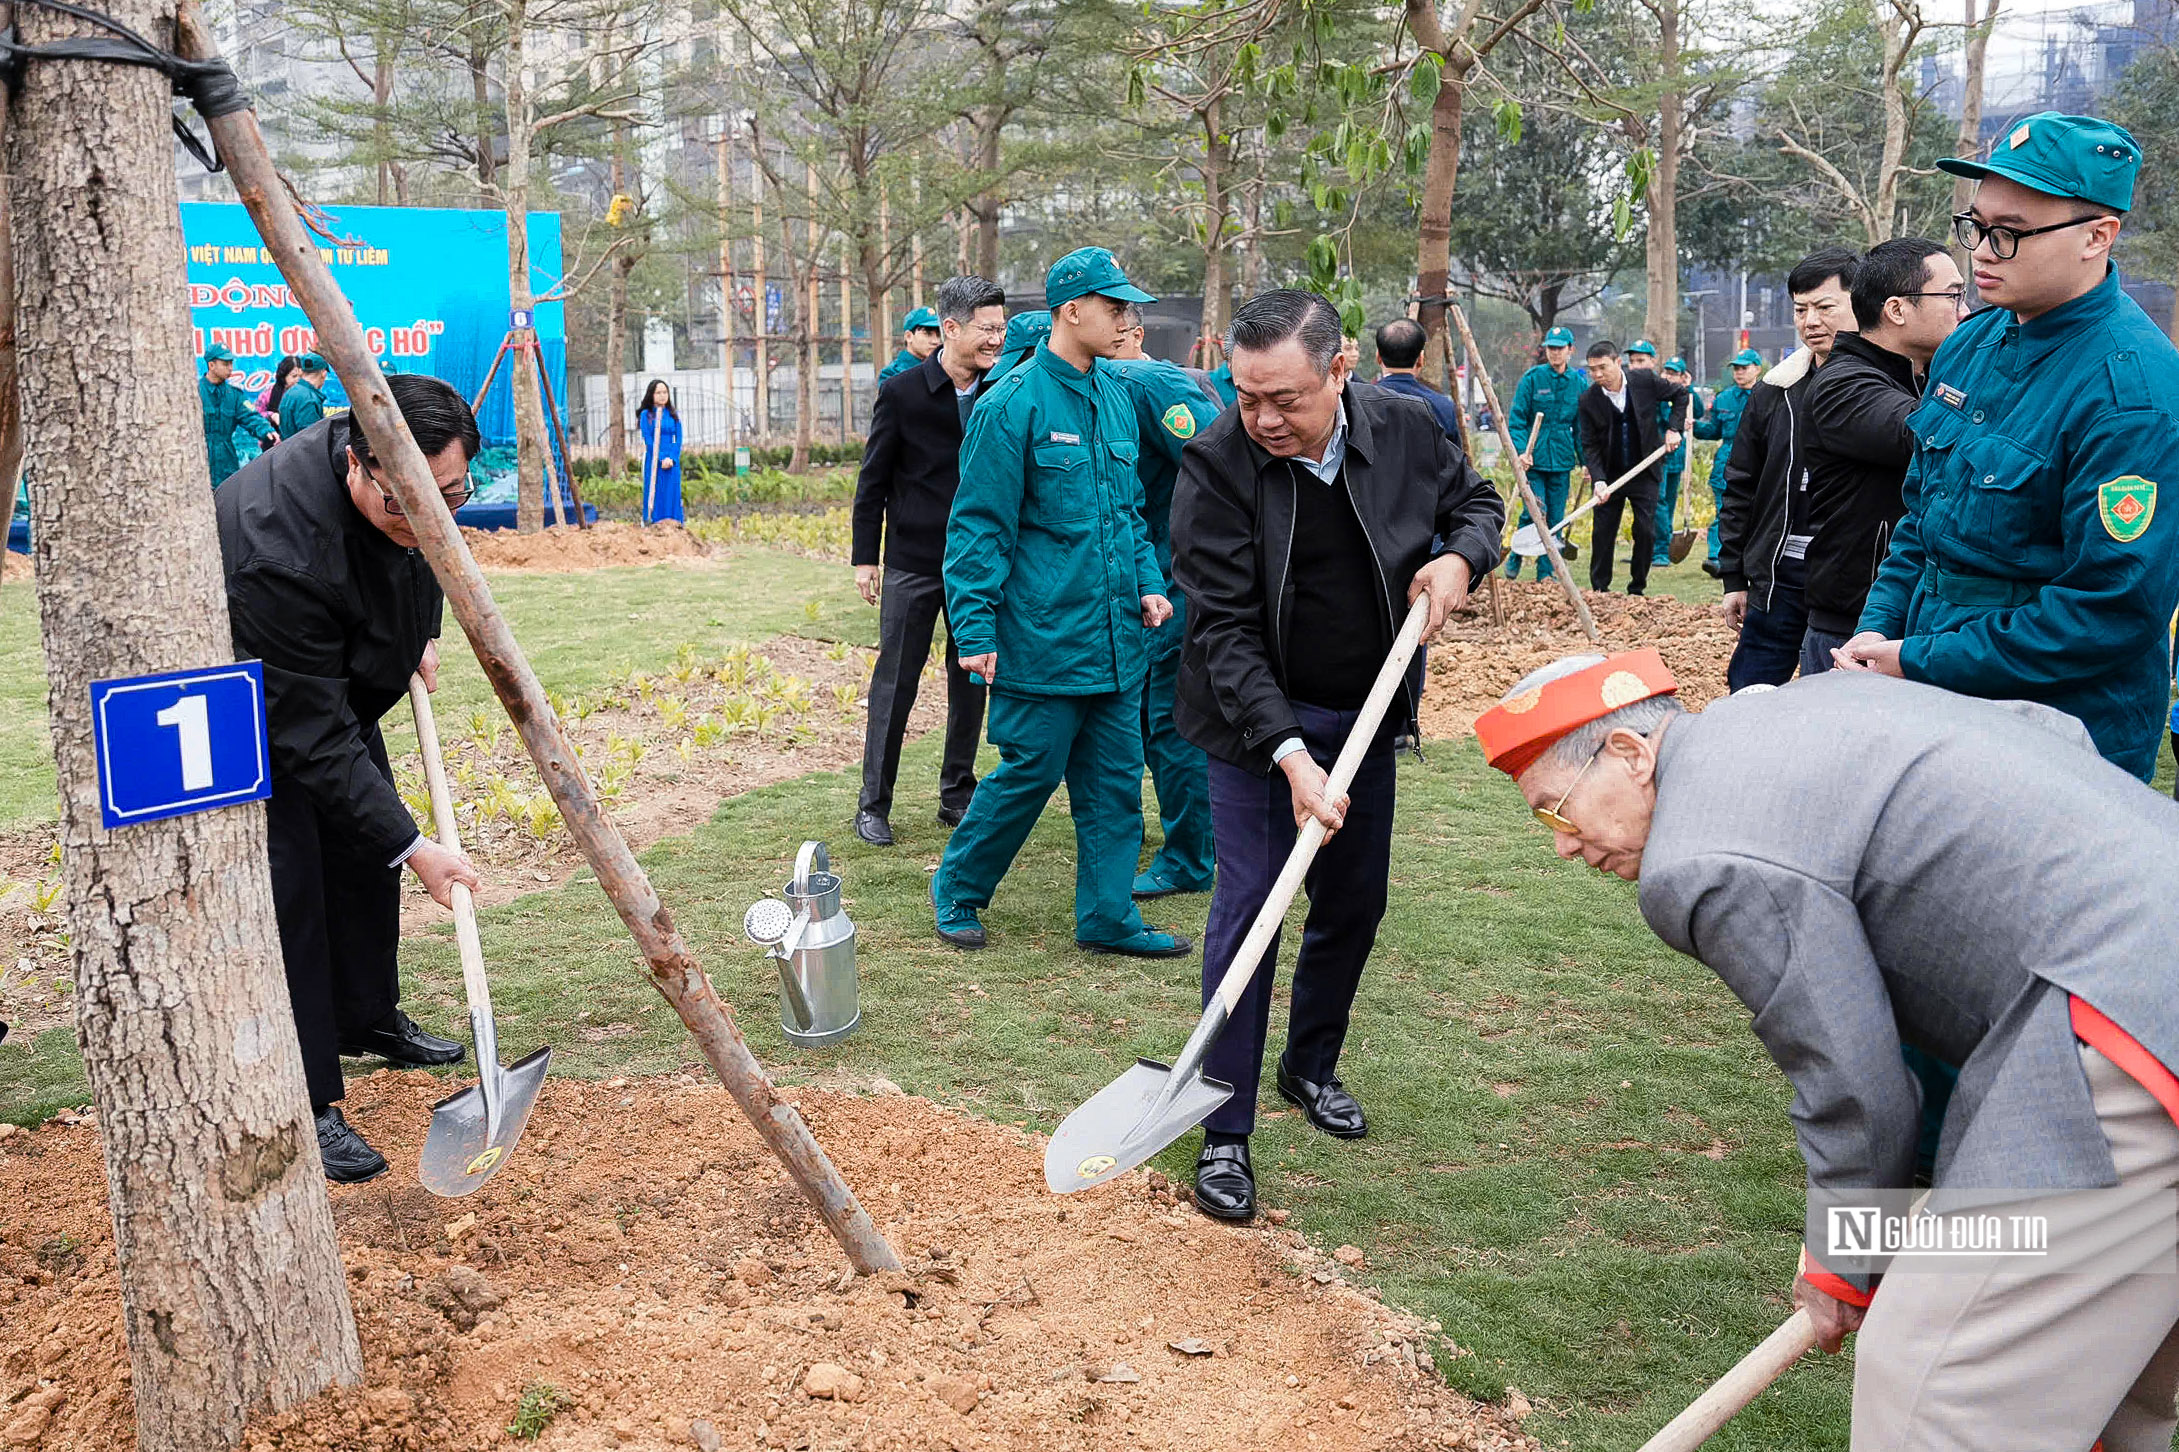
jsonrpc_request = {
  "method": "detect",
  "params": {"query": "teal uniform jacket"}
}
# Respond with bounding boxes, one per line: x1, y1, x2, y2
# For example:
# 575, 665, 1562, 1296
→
1661, 391, 1703, 473
1507, 363, 1583, 471
1103, 356, 1219, 648
279, 377, 327, 436
1695, 384, 1751, 485
1857, 266, 2179, 780
1204, 363, 1237, 409
202, 375, 274, 486
946, 344, 1164, 697
878, 347, 920, 382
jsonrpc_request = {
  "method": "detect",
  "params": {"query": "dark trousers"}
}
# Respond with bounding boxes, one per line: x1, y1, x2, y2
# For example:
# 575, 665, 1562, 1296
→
1589, 476, 1661, 594
1727, 558, 1810, 691
266, 728, 402, 1108
1799, 625, 1851, 679
1200, 701, 1396, 1137
858, 565, 985, 819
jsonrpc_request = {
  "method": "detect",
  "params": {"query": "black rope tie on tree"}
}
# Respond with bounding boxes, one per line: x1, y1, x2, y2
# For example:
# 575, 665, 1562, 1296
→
0, 0, 248, 173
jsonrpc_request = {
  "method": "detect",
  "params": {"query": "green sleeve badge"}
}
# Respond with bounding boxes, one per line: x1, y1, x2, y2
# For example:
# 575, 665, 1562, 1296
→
1161, 402, 1198, 440
2098, 476, 2156, 543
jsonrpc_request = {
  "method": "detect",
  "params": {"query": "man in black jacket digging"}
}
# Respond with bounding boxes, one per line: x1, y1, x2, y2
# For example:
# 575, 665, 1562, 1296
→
849, 275, 1006, 845
1575, 340, 1688, 595
1170, 290, 1504, 1221
216, 374, 484, 1182
1800, 237, 1963, 676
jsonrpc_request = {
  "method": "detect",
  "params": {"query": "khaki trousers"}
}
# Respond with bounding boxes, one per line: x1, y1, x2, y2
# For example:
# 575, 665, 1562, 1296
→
1853, 1045, 2179, 1451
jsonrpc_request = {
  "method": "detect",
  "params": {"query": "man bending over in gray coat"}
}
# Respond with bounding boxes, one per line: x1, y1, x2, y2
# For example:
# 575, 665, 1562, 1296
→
1475, 653, 2179, 1452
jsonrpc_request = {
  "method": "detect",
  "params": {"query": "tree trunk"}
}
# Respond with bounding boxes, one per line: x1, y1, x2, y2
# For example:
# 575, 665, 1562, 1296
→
1952, 0, 1998, 274
1874, 6, 1913, 242
605, 134, 630, 480
1644, 0, 1681, 354
1240, 156, 1265, 298
372, 46, 395, 207
1411, 50, 1469, 392
468, 5, 494, 194
9, 1, 363, 1444
1198, 96, 1232, 343
502, 0, 547, 532
971, 97, 1004, 279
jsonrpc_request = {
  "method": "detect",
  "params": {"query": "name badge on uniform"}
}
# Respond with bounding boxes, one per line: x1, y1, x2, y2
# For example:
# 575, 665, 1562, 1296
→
1048, 431, 1081, 444
1934, 383, 1967, 410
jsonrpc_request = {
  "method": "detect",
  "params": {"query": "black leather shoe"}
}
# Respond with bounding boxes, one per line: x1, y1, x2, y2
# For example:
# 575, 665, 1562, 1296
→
936, 803, 967, 828
1194, 1139, 1255, 1222
854, 810, 894, 846
1276, 1058, 1368, 1138
315, 1105, 388, 1184
339, 1009, 464, 1067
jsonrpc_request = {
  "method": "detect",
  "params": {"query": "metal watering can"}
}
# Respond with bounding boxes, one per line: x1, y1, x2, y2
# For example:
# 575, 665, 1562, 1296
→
741, 841, 861, 1047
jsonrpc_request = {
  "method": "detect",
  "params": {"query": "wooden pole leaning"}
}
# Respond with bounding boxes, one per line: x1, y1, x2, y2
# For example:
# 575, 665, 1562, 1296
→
174, 3, 900, 1276
1635, 1309, 1818, 1452
1448, 304, 1598, 645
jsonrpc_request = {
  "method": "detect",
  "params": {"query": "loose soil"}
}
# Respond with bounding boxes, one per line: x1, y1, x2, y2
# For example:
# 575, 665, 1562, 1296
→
0, 1074, 1542, 1452
1420, 580, 1735, 741
459, 522, 707, 572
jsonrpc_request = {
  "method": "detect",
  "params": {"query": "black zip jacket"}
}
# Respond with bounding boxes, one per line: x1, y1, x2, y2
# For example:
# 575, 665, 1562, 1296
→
1718, 349, 1820, 606
851, 351, 985, 577
1170, 380, 1505, 774
1801, 333, 1922, 636
215, 419, 442, 862
1575, 369, 1689, 488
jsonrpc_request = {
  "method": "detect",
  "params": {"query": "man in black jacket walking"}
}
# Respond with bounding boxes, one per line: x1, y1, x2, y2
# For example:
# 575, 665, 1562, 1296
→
216, 374, 484, 1183
849, 275, 1006, 845
1717, 247, 1860, 688
1575, 341, 1688, 595
1170, 290, 1504, 1222
1801, 237, 1963, 676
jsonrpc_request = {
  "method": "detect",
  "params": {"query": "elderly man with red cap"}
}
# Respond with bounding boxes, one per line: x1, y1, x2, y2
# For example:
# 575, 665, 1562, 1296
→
1475, 659, 2179, 1451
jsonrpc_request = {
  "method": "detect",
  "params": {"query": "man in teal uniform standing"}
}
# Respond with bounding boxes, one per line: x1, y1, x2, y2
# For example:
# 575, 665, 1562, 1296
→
878, 306, 941, 381
1837, 113, 2179, 781
200, 343, 276, 487
1695, 347, 1762, 574
279, 352, 331, 435
1505, 326, 1583, 580
1111, 310, 1220, 901
1651, 356, 1705, 565
934, 248, 1191, 957
1625, 338, 1658, 371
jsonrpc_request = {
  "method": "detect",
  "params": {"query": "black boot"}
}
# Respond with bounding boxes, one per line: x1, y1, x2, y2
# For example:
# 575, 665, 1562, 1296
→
1193, 1135, 1255, 1222
339, 1009, 464, 1067
314, 1105, 388, 1184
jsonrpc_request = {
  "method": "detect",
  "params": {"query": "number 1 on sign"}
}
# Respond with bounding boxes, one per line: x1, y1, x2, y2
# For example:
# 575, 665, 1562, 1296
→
155, 694, 214, 791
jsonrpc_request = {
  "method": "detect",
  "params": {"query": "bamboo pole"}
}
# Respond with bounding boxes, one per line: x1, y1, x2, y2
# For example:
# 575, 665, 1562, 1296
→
176, 3, 900, 1276
1448, 304, 1598, 645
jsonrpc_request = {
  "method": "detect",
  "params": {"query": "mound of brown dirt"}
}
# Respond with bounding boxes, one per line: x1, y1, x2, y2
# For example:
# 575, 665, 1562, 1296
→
461, 522, 706, 572
0, 552, 28, 584
0, 1076, 1541, 1451
1420, 580, 1735, 740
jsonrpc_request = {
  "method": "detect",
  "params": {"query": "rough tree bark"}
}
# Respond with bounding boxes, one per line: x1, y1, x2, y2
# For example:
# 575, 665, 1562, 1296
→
1643, 0, 1682, 355
1198, 94, 1232, 344
1950, 0, 2000, 273
971, 106, 1002, 281
501, 0, 549, 531
8, 0, 363, 1445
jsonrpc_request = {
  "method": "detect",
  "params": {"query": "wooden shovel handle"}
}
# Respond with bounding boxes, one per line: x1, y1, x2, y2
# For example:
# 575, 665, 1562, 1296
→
1636, 1309, 1818, 1452
408, 675, 491, 1018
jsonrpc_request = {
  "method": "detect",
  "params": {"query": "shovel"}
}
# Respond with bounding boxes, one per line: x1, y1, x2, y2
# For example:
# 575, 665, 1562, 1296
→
408, 675, 551, 1197
1509, 439, 1674, 558
1667, 441, 1700, 565
1046, 592, 1432, 1194
1636, 1308, 1817, 1451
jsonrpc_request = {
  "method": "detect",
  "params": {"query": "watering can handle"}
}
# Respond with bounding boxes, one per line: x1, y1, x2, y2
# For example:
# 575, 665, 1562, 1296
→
793, 840, 829, 894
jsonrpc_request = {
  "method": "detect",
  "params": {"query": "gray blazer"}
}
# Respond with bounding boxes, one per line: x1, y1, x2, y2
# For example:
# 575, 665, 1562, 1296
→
1640, 673, 2179, 1256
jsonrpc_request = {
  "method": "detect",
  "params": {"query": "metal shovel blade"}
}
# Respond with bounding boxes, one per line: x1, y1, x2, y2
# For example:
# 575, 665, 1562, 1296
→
1043, 1057, 1234, 1194
417, 1044, 553, 1197
1669, 527, 1698, 564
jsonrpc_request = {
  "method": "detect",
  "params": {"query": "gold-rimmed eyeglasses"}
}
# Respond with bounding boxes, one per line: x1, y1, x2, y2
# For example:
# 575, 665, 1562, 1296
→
1532, 741, 1607, 834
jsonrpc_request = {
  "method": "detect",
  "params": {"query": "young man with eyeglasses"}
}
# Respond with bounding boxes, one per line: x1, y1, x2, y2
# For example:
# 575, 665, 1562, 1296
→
1478, 652, 2179, 1452
850, 275, 1005, 846
215, 373, 484, 1183
1835, 113, 2179, 782
1799, 237, 1964, 676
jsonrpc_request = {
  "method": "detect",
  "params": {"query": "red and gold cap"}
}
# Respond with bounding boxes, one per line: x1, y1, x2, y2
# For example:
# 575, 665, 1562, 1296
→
1474, 649, 1679, 779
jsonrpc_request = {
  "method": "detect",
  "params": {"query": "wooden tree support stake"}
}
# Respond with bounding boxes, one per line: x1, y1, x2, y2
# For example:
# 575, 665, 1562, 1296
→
1448, 304, 1599, 646
175, 3, 901, 1276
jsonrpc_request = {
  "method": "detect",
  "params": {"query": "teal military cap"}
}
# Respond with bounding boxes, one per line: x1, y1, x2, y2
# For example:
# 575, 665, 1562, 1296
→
1542, 326, 1574, 347
1665, 355, 1688, 372
203, 343, 235, 364
1939, 111, 2140, 213
1626, 338, 1658, 357
1045, 247, 1155, 309
902, 306, 939, 334
300, 352, 328, 371
1004, 310, 1052, 352
1730, 347, 1764, 367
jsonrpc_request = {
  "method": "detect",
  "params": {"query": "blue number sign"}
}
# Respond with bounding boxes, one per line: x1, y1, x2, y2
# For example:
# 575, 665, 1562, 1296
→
90, 662, 272, 829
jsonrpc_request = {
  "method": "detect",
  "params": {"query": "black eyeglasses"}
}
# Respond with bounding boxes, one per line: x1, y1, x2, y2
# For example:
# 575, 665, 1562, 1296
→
1951, 211, 2110, 261
369, 465, 473, 514
1901, 287, 1970, 310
